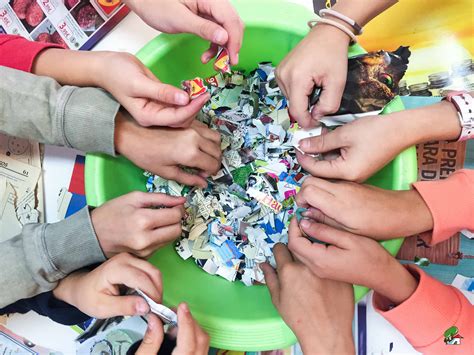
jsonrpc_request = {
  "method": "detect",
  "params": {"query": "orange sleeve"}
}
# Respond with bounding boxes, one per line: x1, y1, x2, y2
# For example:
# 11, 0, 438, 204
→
412, 169, 474, 245
373, 265, 474, 354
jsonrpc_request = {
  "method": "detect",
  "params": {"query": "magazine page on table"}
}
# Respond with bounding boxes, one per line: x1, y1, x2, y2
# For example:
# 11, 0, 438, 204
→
0, 0, 129, 50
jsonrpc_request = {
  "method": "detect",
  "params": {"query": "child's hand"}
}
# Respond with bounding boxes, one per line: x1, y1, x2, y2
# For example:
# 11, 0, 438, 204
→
97, 52, 208, 128
125, 0, 244, 65
275, 25, 350, 128
296, 177, 433, 240
288, 219, 418, 305
115, 112, 222, 188
91, 192, 185, 259
296, 101, 462, 182
260, 241, 354, 354
136, 304, 209, 355
53, 253, 162, 319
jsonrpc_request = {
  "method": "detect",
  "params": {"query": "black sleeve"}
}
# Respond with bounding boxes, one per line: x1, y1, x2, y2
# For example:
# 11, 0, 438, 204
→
0, 291, 90, 326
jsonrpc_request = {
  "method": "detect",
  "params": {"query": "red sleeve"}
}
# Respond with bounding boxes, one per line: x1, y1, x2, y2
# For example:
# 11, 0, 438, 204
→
373, 265, 474, 354
412, 169, 474, 245
0, 34, 62, 73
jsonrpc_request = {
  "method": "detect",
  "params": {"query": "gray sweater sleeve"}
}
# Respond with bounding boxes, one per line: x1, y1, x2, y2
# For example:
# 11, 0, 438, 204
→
0, 66, 119, 155
0, 207, 106, 308
0, 67, 118, 306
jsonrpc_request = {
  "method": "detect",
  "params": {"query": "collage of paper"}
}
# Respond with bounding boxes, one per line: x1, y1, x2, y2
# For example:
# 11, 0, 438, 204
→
0, 133, 43, 242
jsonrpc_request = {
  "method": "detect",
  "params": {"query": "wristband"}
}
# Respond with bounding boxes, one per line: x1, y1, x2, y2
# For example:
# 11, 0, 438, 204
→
443, 91, 474, 141
308, 18, 357, 44
319, 8, 363, 35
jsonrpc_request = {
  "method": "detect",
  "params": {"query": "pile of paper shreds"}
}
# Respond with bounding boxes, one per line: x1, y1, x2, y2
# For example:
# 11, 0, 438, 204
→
146, 54, 311, 286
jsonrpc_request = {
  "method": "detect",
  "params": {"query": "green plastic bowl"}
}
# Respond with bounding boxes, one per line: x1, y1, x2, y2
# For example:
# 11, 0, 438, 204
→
85, 0, 417, 350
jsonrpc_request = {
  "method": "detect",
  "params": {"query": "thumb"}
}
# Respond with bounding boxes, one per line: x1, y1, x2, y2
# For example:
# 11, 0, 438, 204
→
136, 314, 164, 355
311, 78, 345, 120
100, 295, 150, 318
181, 11, 228, 45
138, 192, 187, 208
137, 78, 189, 106
167, 167, 208, 189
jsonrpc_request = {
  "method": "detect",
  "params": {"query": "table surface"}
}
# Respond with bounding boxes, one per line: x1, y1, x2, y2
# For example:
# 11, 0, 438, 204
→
3, 1, 472, 354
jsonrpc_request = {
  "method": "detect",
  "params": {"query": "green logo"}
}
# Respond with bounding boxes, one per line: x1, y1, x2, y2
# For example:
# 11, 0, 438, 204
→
444, 326, 463, 345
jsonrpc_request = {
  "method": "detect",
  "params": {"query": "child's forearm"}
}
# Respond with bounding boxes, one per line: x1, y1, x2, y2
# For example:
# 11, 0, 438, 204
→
331, 0, 398, 27
32, 48, 107, 88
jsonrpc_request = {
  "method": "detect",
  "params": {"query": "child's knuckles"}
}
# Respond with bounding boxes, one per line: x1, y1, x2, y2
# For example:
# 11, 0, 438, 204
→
133, 213, 152, 231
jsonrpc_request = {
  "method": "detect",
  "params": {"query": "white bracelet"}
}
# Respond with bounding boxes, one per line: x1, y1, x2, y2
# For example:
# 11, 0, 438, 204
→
308, 18, 358, 43
319, 8, 363, 35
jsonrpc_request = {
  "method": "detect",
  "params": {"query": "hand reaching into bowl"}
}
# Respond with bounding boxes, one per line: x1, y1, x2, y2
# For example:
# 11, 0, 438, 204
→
91, 192, 186, 259
296, 101, 462, 182
124, 0, 244, 65
260, 241, 355, 354
115, 111, 222, 188
295, 177, 434, 240
33, 49, 205, 128
287, 218, 418, 306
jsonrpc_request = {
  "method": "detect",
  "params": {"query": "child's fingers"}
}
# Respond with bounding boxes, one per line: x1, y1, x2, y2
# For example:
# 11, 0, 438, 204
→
107, 255, 162, 302
147, 223, 182, 247
155, 93, 210, 128
194, 322, 210, 355
168, 167, 208, 189
131, 192, 186, 209
273, 242, 294, 271
296, 180, 341, 218
260, 263, 280, 305
189, 153, 221, 175
199, 139, 223, 161
289, 86, 313, 129
200, 1, 243, 65
136, 314, 164, 355
299, 220, 352, 250
192, 121, 222, 144
99, 294, 150, 318
175, 303, 198, 353
303, 207, 343, 231
287, 219, 326, 261
142, 206, 184, 229
139, 79, 189, 106
296, 150, 345, 180
201, 43, 219, 64
298, 129, 343, 154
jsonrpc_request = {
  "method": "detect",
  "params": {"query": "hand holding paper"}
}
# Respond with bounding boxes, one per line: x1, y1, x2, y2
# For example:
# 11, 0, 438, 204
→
91, 192, 185, 259
115, 113, 222, 188
135, 305, 209, 355
124, 0, 244, 65
53, 253, 163, 319
275, 24, 350, 127
295, 177, 433, 240
260, 240, 355, 354
288, 218, 418, 305
296, 101, 463, 182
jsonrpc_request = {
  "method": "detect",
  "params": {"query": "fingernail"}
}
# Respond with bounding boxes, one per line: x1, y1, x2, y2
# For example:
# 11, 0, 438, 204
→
147, 315, 156, 330
300, 139, 310, 149
180, 303, 190, 313
136, 300, 149, 315
301, 211, 310, 217
300, 219, 311, 228
175, 93, 188, 105
213, 30, 227, 44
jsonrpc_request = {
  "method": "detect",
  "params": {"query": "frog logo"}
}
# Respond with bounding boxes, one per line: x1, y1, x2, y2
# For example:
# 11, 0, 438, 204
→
444, 326, 463, 345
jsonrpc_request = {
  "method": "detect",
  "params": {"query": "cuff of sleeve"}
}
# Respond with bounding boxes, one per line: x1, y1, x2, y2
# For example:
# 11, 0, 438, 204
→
412, 170, 474, 245
0, 35, 62, 72
43, 207, 106, 277
60, 87, 120, 155
373, 265, 463, 349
